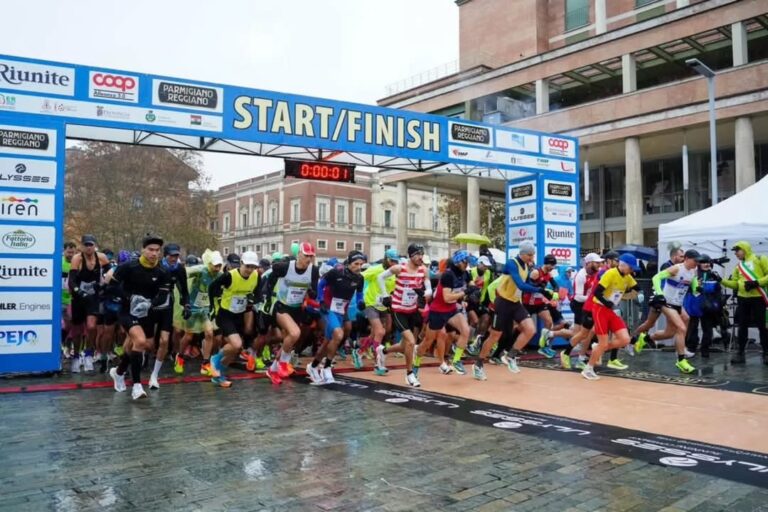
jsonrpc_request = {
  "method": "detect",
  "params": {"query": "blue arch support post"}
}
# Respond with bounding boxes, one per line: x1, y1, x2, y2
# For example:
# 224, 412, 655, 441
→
0, 115, 64, 374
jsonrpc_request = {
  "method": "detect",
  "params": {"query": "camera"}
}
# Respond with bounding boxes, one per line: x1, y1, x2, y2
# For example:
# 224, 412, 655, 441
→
711, 256, 730, 266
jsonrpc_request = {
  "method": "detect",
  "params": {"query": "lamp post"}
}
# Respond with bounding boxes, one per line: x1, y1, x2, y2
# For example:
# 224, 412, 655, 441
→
686, 58, 717, 206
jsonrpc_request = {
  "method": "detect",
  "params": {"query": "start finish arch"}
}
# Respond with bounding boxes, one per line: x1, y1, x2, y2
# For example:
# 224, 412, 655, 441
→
0, 53, 578, 374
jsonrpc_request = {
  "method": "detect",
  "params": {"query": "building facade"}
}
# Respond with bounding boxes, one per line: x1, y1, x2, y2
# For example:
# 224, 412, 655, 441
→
379, 0, 768, 253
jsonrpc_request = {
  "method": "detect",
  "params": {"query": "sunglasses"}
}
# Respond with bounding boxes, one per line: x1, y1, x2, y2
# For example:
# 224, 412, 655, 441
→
84, 243, 95, 247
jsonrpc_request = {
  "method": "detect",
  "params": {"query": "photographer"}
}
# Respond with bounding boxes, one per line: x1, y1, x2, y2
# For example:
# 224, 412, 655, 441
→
685, 254, 722, 358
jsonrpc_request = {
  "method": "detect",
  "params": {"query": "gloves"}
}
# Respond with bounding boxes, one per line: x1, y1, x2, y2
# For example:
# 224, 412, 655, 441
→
183, 303, 192, 320
539, 287, 553, 299
74, 287, 89, 299
551, 292, 559, 302
637, 292, 645, 304
246, 293, 257, 305
381, 296, 392, 308
745, 281, 759, 291
357, 301, 366, 312
650, 294, 667, 307
414, 287, 425, 298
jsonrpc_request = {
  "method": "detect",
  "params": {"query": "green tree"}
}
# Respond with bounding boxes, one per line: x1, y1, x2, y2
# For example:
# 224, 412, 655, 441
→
439, 193, 505, 248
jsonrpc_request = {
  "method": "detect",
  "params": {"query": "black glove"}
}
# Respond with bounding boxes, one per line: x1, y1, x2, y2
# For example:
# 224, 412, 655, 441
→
745, 281, 759, 291
381, 296, 392, 308
357, 301, 366, 312
183, 303, 192, 320
711, 273, 722, 282
650, 294, 667, 307
539, 287, 553, 299
74, 287, 89, 299
414, 287, 425, 297
246, 292, 257, 305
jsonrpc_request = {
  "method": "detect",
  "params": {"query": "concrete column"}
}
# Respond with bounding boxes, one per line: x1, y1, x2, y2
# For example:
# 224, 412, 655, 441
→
278, 188, 285, 225
396, 181, 408, 255
624, 138, 643, 245
595, 0, 607, 35
732, 21, 748, 67
535, 79, 549, 115
247, 196, 253, 227
234, 199, 241, 229
735, 117, 756, 193
622, 54, 637, 93
675, 0, 689, 7
467, 177, 481, 250
460, 191, 468, 234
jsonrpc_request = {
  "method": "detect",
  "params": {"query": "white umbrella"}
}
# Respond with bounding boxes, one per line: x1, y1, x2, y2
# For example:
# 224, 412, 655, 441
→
473, 247, 506, 264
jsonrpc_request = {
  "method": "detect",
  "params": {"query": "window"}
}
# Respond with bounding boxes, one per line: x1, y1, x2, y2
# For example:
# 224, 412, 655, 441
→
353, 202, 365, 225
222, 213, 230, 233
223, 247, 229, 255
408, 212, 416, 229
565, 0, 589, 31
336, 202, 347, 225
354, 242, 364, 252
255, 244, 262, 255
384, 244, 392, 252
317, 197, 330, 223
269, 243, 277, 252
384, 209, 392, 228
336, 240, 346, 251
253, 206, 262, 227
269, 201, 278, 225
290, 199, 301, 223
241, 246, 247, 253
240, 209, 248, 228
317, 240, 328, 251
635, 0, 659, 6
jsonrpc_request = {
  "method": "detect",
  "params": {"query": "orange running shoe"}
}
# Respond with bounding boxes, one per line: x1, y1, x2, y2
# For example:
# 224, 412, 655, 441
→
266, 368, 282, 385
277, 361, 292, 379
242, 352, 256, 372
200, 362, 220, 378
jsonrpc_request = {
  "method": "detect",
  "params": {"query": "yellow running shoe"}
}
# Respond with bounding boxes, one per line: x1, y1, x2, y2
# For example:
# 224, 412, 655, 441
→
607, 359, 628, 370
262, 346, 271, 362
635, 333, 647, 354
254, 357, 266, 372
676, 359, 695, 374
559, 351, 571, 369
173, 354, 185, 375
200, 362, 219, 377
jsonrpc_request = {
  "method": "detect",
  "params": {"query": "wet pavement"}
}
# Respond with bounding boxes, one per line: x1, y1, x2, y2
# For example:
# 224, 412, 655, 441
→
1, 348, 767, 511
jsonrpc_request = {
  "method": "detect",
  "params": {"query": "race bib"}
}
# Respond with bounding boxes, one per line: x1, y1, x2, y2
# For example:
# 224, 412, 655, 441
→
193, 292, 210, 309
286, 287, 306, 306
129, 295, 151, 318
80, 281, 96, 296
402, 288, 418, 308
610, 291, 623, 304
230, 295, 247, 314
330, 297, 348, 314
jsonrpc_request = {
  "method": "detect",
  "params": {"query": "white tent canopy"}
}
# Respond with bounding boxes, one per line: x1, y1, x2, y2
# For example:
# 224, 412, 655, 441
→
658, 176, 768, 270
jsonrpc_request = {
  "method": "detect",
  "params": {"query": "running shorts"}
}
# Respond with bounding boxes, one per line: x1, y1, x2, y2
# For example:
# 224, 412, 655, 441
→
216, 309, 245, 337
493, 296, 530, 330
393, 311, 422, 333
592, 305, 626, 336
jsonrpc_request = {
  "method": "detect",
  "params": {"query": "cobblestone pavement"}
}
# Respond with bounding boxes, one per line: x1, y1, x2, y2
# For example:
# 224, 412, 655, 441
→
2, 360, 768, 511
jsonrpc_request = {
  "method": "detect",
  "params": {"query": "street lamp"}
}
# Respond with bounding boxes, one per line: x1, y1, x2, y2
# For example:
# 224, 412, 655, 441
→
686, 58, 718, 206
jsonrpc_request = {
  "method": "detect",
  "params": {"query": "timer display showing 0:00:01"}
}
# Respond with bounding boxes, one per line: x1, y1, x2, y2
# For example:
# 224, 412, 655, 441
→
299, 163, 351, 181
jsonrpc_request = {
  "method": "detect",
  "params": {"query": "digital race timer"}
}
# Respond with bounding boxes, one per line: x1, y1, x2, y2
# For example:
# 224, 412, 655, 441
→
284, 159, 355, 183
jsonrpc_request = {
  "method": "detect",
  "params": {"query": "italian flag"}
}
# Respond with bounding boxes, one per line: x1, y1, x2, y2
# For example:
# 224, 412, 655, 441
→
737, 261, 768, 305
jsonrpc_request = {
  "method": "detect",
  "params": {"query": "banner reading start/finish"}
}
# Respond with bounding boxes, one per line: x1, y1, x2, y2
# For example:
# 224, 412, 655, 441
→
0, 54, 577, 175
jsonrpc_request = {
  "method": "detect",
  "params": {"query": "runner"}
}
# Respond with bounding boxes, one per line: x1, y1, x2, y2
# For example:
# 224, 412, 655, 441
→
473, 241, 550, 380
307, 250, 366, 385
558, 252, 602, 370
107, 234, 171, 399
61, 242, 76, 360
358, 249, 398, 372
522, 253, 560, 358
466, 256, 492, 355
68, 234, 111, 373
263, 242, 319, 385
582, 254, 644, 380
207, 251, 261, 387
375, 243, 432, 387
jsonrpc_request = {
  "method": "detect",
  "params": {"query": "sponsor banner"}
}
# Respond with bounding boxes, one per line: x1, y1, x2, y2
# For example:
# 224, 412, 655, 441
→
545, 246, 578, 267
544, 224, 577, 245
541, 135, 576, 159
508, 202, 537, 225
0, 58, 75, 96
544, 179, 576, 202
0, 225, 55, 254
0, 324, 52, 354
0, 291, 53, 321
0, 191, 55, 222
508, 224, 536, 246
496, 128, 539, 153
152, 79, 223, 113
88, 71, 139, 103
448, 145, 575, 174
448, 121, 492, 147
0, 92, 17, 111
0, 124, 57, 157
508, 180, 536, 204
0, 157, 56, 190
0, 257, 53, 287
543, 201, 577, 223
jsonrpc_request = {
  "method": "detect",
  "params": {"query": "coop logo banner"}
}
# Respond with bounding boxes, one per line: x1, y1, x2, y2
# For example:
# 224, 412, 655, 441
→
508, 224, 537, 245
0, 291, 53, 321
0, 192, 55, 222
0, 324, 52, 354
508, 181, 536, 204
0, 58, 75, 96
542, 136, 576, 159
0, 157, 56, 190
545, 246, 578, 267
0, 225, 55, 254
153, 79, 223, 113
89, 71, 139, 103
448, 121, 491, 147
0, 258, 52, 287
508, 203, 537, 225
0, 124, 57, 157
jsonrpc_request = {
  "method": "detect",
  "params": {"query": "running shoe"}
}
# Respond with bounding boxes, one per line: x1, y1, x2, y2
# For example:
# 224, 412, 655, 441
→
375, 345, 387, 370
337, 347, 347, 361
262, 346, 272, 362
114, 345, 124, 357
500, 354, 520, 373
71, 354, 82, 374
306, 363, 321, 383
560, 351, 571, 370
200, 362, 218, 377
488, 357, 502, 365
83, 355, 94, 373
538, 346, 557, 358
109, 367, 126, 392
473, 365, 487, 381
290, 352, 299, 368
266, 368, 282, 385
321, 367, 335, 384
212, 376, 232, 388
412, 365, 420, 378
606, 359, 628, 370
413, 354, 423, 368
538, 328, 551, 348
149, 375, 160, 390
351, 349, 363, 369
374, 367, 388, 376
635, 333, 647, 354
277, 361, 293, 379
406, 372, 421, 387
574, 358, 587, 370
452, 360, 467, 375
131, 384, 148, 400
625, 344, 635, 357
676, 359, 695, 374
581, 367, 600, 381
254, 357, 266, 372
439, 362, 454, 375
211, 352, 225, 376
174, 354, 185, 374
243, 352, 256, 372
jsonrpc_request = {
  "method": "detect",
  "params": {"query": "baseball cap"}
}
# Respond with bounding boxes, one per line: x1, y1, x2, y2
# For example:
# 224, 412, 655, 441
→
518, 241, 535, 255
384, 248, 399, 260
81, 234, 97, 245
684, 249, 700, 260
543, 254, 557, 266
603, 250, 620, 261
163, 243, 181, 256
618, 253, 640, 271
584, 252, 604, 264
210, 251, 224, 266
142, 234, 163, 248
477, 256, 491, 267
299, 242, 315, 256
258, 258, 272, 269
226, 253, 241, 266
241, 251, 259, 266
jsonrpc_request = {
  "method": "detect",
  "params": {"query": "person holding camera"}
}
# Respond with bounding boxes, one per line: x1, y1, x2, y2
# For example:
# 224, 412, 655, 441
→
722, 241, 768, 365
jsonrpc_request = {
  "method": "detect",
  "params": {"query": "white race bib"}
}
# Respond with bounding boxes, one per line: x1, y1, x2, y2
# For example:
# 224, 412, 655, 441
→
129, 295, 151, 318
286, 287, 306, 306
330, 297, 348, 314
193, 292, 210, 309
80, 281, 96, 296
610, 291, 623, 304
401, 288, 418, 308
229, 295, 247, 314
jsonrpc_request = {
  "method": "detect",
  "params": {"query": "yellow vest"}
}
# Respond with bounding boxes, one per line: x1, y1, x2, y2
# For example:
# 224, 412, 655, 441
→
220, 269, 259, 314
496, 259, 529, 303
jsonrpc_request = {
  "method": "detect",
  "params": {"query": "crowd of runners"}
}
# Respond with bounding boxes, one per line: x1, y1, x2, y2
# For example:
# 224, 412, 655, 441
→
60, 233, 768, 400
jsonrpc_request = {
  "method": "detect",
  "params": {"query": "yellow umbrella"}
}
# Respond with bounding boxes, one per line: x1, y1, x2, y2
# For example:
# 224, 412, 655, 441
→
453, 233, 491, 245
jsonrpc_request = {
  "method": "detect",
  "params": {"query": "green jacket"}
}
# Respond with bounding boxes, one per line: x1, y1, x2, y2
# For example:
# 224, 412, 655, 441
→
722, 241, 768, 298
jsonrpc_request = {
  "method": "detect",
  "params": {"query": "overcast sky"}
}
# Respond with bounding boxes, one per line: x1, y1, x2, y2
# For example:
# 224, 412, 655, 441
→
3, 0, 459, 189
